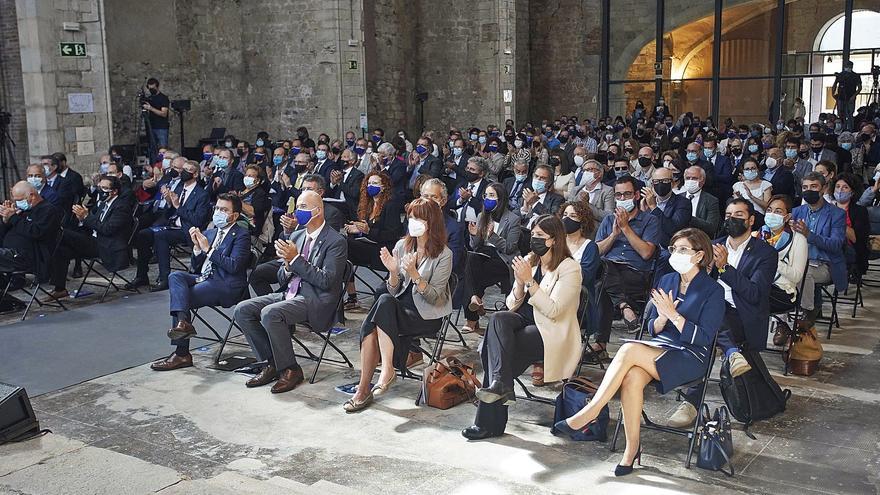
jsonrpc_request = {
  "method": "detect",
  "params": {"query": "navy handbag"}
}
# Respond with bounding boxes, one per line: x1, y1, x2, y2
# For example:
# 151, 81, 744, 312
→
696, 404, 734, 477
551, 377, 609, 441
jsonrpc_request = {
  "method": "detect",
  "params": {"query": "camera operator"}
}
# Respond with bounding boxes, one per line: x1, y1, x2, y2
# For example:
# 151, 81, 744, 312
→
142, 77, 170, 160
832, 61, 862, 131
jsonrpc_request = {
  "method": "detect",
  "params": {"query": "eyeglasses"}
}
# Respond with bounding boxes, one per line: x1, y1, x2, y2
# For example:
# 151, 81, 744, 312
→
613, 192, 635, 199
651, 179, 672, 185
668, 245, 698, 255
613, 167, 629, 172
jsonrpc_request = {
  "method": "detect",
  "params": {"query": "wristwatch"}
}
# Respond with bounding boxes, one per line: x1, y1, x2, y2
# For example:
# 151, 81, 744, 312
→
672, 314, 683, 326
524, 280, 535, 290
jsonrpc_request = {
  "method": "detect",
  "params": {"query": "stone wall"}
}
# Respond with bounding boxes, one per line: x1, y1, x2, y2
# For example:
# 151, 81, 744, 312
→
0, 0, 28, 175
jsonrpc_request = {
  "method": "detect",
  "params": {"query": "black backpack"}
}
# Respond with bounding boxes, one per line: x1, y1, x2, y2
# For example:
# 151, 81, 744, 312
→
719, 349, 791, 437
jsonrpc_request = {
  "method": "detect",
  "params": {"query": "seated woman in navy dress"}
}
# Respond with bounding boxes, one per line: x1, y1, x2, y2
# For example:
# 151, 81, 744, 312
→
555, 227, 724, 476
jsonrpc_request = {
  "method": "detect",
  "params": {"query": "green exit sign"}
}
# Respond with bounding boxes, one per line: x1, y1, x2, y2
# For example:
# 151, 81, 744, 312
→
59, 42, 86, 57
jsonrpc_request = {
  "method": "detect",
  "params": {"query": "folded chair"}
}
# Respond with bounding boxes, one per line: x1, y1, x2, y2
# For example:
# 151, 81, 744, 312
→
0, 229, 68, 320
74, 217, 141, 303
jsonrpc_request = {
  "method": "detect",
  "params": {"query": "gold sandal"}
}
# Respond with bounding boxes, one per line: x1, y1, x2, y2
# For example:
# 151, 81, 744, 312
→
343, 392, 374, 413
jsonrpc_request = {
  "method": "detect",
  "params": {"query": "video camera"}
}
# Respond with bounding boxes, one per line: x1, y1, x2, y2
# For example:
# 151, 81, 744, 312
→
872, 65, 879, 83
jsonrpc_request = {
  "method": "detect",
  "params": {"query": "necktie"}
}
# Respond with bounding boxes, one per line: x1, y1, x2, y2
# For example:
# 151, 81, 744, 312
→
199, 229, 227, 281
687, 193, 694, 200
99, 201, 110, 222
575, 169, 584, 185
285, 237, 313, 300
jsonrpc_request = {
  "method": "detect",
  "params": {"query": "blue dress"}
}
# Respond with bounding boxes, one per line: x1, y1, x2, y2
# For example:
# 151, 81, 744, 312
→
636, 270, 725, 394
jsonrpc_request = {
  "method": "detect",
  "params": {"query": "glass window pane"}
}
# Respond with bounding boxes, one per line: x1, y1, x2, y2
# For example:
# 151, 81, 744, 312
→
719, 0, 777, 78
609, 2, 657, 83
663, 1, 715, 81
720, 78, 773, 124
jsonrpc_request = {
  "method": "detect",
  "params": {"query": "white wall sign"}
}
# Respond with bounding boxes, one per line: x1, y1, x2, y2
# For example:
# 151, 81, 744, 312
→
68, 93, 94, 113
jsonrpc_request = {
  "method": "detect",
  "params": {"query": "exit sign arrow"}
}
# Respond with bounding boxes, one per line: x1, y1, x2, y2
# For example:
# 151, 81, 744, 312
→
59, 42, 86, 57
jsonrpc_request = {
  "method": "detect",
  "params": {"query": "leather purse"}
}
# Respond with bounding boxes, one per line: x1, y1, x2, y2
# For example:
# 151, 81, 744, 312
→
785, 323, 823, 376
551, 377, 609, 441
422, 357, 481, 410
696, 404, 734, 477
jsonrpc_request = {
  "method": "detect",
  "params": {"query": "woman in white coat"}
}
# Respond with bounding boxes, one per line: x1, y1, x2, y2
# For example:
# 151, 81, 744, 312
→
462, 214, 582, 440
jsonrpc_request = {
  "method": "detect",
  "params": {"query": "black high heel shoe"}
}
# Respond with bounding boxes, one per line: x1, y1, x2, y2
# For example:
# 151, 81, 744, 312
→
552, 418, 597, 438
614, 446, 642, 477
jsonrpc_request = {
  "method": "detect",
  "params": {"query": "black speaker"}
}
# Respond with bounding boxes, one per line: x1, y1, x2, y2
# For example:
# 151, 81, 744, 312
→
0, 382, 39, 444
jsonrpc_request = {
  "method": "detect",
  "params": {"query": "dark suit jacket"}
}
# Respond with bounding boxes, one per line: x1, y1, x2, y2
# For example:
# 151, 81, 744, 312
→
712, 236, 778, 350
650, 193, 692, 246
329, 167, 364, 221
709, 154, 735, 202
767, 167, 796, 201
190, 223, 251, 307
364, 204, 404, 248
385, 158, 409, 206
847, 202, 870, 276
686, 191, 720, 238
525, 190, 565, 218
691, 158, 718, 198
502, 176, 530, 210
323, 200, 345, 233
0, 200, 61, 282
314, 159, 340, 185
38, 184, 60, 208
82, 197, 134, 271
445, 212, 464, 273
278, 225, 348, 334
48, 174, 76, 218
418, 154, 444, 178
61, 168, 85, 203
453, 178, 490, 221
210, 168, 245, 199
169, 182, 213, 231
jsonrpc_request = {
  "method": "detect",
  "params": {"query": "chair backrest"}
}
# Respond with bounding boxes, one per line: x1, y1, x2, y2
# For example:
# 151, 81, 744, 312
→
127, 216, 140, 246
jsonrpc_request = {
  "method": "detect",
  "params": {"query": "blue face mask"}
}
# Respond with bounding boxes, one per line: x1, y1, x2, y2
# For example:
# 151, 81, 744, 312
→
785, 149, 797, 159
316, 150, 327, 160
254, 152, 265, 161
616, 198, 635, 212
295, 208, 313, 226
453, 147, 463, 157
203, 152, 213, 161
748, 144, 759, 153
15, 199, 30, 211
372, 135, 382, 143
841, 142, 853, 150
415, 144, 427, 155
515, 174, 527, 183
354, 146, 366, 156
367, 184, 381, 197
703, 148, 715, 158
214, 158, 228, 169
99, 163, 109, 174
743, 170, 758, 181
483, 198, 497, 211
487, 144, 498, 152
273, 155, 284, 166
531, 179, 547, 194
763, 212, 785, 230
213, 210, 229, 229
478, 136, 487, 144
614, 170, 630, 179
686, 151, 698, 162
346, 139, 355, 147
291, 147, 301, 155
256, 139, 265, 147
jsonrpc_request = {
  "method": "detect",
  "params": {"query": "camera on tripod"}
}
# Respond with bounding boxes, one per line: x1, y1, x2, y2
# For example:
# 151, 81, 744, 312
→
136, 87, 149, 109
872, 65, 880, 83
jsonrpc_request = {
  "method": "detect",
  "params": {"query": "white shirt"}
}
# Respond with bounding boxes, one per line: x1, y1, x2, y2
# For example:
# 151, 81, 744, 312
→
687, 189, 702, 216
718, 237, 748, 307
193, 223, 233, 257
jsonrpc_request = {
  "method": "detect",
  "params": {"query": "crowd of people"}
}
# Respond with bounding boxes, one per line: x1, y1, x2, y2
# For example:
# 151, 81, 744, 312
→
2, 97, 879, 476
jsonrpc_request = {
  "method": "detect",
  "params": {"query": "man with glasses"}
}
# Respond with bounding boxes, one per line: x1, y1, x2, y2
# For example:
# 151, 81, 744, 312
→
640, 167, 691, 247
593, 176, 661, 357
571, 158, 614, 219
151, 193, 251, 371
604, 158, 645, 189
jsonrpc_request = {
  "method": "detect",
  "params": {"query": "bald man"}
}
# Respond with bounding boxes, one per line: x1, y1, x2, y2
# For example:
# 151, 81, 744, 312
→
25, 164, 60, 207
233, 190, 348, 394
0, 181, 62, 282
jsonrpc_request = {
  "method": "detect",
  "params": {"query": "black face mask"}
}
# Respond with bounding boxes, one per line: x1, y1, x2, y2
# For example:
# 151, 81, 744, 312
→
730, 147, 742, 155
670, 141, 681, 150
558, 135, 569, 143
724, 217, 749, 238
798, 150, 809, 159
97, 190, 109, 201
811, 146, 824, 154
802, 190, 821, 205
179, 170, 194, 182
166, 169, 179, 179
653, 182, 672, 197
530, 236, 550, 256
562, 217, 581, 235
638, 157, 652, 168
148, 87, 158, 95
464, 170, 480, 183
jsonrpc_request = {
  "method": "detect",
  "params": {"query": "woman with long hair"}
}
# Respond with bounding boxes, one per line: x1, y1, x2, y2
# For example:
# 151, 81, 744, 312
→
344, 199, 452, 412
462, 215, 582, 440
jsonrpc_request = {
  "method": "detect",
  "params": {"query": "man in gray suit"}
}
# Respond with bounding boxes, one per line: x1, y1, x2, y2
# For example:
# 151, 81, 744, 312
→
234, 191, 348, 394
571, 158, 615, 220
808, 133, 838, 166
682, 166, 720, 238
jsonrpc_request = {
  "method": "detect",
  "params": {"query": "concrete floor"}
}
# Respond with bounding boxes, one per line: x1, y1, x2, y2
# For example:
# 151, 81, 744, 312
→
2, 263, 880, 494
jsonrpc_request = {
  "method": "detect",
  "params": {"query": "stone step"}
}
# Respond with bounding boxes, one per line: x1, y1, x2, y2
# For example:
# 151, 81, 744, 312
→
308, 479, 362, 495
203, 471, 310, 495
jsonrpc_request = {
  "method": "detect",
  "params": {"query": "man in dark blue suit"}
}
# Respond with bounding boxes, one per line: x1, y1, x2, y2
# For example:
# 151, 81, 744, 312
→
128, 160, 213, 291
669, 198, 778, 428
763, 150, 797, 202
641, 167, 692, 247
25, 164, 60, 208
41, 154, 75, 217
452, 156, 490, 223
420, 178, 464, 272
703, 137, 735, 203
377, 142, 408, 208
313, 142, 340, 186
151, 194, 252, 371
206, 148, 245, 200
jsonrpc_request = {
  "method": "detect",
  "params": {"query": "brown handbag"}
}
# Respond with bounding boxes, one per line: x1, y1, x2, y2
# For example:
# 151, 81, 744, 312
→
422, 357, 481, 410
784, 323, 823, 376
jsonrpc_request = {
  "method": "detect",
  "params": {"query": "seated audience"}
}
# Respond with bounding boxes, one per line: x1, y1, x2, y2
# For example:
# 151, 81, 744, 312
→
572, 159, 615, 220
732, 157, 772, 217
461, 215, 581, 439
641, 166, 691, 247
239, 165, 271, 236
558, 201, 600, 335
502, 160, 530, 210
41, 154, 75, 216
756, 195, 808, 314
520, 164, 564, 226
234, 191, 347, 394
453, 156, 490, 222
462, 182, 521, 333
344, 199, 452, 412
557, 228, 723, 477
814, 160, 837, 203
0, 182, 61, 282
832, 173, 869, 278
291, 174, 345, 233
25, 164, 60, 208
763, 148, 796, 201
683, 165, 720, 238
328, 149, 365, 221
206, 147, 245, 199
151, 194, 251, 371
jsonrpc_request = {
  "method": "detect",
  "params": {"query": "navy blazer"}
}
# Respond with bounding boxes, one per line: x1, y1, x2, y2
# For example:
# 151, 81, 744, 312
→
314, 159, 340, 185
710, 154, 735, 201
645, 270, 726, 360
650, 192, 693, 246
191, 223, 251, 307
445, 212, 464, 273
210, 168, 246, 199
452, 178, 490, 221
792, 202, 848, 292
766, 167, 796, 201
712, 236, 778, 350
170, 182, 212, 231
384, 158, 409, 206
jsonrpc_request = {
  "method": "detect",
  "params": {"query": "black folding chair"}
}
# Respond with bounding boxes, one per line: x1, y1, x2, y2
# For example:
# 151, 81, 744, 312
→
816, 283, 840, 340
834, 273, 864, 318
765, 269, 809, 376
74, 217, 141, 303
0, 229, 68, 320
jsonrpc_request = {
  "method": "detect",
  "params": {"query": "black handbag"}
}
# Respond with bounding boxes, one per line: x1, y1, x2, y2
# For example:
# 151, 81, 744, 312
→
696, 404, 734, 477
719, 349, 790, 435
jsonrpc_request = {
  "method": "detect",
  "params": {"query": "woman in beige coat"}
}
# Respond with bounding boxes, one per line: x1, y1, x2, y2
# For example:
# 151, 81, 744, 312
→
462, 214, 582, 440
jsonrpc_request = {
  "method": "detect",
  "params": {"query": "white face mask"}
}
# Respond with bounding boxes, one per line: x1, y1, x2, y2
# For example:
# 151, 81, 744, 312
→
765, 157, 778, 169
582, 170, 598, 184
684, 179, 701, 194
408, 217, 427, 237
573, 155, 585, 167
669, 251, 698, 274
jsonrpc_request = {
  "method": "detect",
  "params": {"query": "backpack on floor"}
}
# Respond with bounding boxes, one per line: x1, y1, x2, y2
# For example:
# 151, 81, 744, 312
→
719, 349, 790, 436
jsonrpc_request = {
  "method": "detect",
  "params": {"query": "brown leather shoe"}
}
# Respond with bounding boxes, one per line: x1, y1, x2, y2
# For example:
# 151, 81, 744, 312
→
271, 366, 304, 394
167, 320, 197, 340
150, 353, 193, 371
42, 289, 69, 303
531, 362, 545, 387
406, 351, 424, 368
245, 364, 278, 388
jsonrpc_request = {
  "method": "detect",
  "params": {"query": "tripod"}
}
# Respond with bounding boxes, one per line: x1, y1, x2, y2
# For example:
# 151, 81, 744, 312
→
133, 85, 156, 169
0, 112, 21, 201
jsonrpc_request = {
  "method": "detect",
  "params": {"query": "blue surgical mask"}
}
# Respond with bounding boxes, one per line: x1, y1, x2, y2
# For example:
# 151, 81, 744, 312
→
372, 135, 382, 143
367, 184, 381, 197
616, 198, 635, 212
748, 144, 759, 153
515, 174, 527, 183
453, 147, 463, 156
316, 150, 327, 160
764, 212, 785, 230
686, 151, 698, 162
743, 170, 758, 181
254, 152, 265, 161
256, 139, 265, 147
470, 134, 478, 141
214, 158, 228, 169
785, 149, 797, 159
295, 208, 313, 226
26, 177, 42, 189
834, 190, 852, 203
531, 179, 547, 194
243, 176, 256, 188
488, 144, 498, 152
614, 170, 629, 179
273, 155, 284, 166
478, 136, 487, 144
354, 146, 366, 156
483, 198, 497, 211
291, 146, 301, 155
203, 152, 213, 161
415, 144, 427, 155
212, 210, 229, 229
703, 148, 715, 158
99, 163, 110, 174
841, 142, 852, 150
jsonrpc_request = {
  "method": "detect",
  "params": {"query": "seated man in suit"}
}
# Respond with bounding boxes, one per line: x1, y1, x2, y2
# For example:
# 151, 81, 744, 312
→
376, 142, 408, 207
234, 191, 348, 393
0, 182, 61, 283
791, 172, 847, 324
291, 174, 345, 233
25, 164, 60, 208
668, 198, 778, 428
41, 154, 75, 216
313, 142, 340, 186
151, 194, 252, 371
683, 142, 717, 198
47, 175, 134, 299
703, 137, 735, 203
572, 158, 615, 220
420, 178, 464, 273
640, 166, 691, 247
453, 156, 490, 222
127, 160, 213, 291
763, 148, 796, 201
87, 162, 136, 210
519, 164, 565, 253
327, 149, 364, 221
502, 160, 529, 211
206, 148, 245, 200
683, 165, 720, 238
